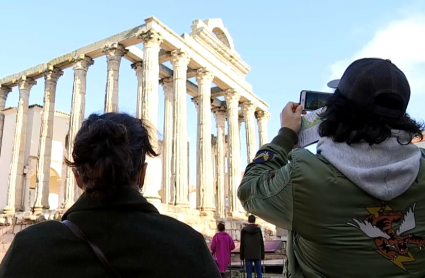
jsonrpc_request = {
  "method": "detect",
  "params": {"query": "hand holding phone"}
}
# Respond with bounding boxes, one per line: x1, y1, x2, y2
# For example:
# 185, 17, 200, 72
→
280, 102, 304, 133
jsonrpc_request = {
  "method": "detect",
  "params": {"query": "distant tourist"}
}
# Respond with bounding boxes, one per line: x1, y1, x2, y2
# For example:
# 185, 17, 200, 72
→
210, 222, 235, 277
240, 215, 264, 278
0, 113, 221, 278
238, 58, 425, 277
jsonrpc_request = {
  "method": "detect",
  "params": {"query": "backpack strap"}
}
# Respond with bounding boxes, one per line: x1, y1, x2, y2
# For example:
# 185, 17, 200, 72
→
62, 219, 122, 278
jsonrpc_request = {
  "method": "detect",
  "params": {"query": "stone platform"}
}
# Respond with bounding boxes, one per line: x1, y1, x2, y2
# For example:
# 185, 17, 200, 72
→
0, 205, 285, 265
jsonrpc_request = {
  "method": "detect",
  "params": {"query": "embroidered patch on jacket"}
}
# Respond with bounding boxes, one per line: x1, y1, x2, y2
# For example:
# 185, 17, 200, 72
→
253, 150, 275, 163
347, 201, 424, 272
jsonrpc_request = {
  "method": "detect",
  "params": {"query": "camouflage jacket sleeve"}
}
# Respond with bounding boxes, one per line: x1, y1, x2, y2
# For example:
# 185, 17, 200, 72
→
237, 127, 297, 230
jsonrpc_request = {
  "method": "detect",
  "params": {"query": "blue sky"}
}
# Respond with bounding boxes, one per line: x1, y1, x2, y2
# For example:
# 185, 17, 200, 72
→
1, 0, 425, 185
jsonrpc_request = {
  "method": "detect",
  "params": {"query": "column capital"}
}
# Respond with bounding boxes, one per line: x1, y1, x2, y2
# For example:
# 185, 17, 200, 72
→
224, 89, 240, 106
160, 77, 173, 98
159, 76, 173, 85
0, 85, 12, 100
238, 114, 245, 124
170, 49, 191, 67
44, 67, 64, 83
255, 110, 271, 120
16, 76, 37, 90
139, 28, 163, 47
191, 96, 200, 109
131, 61, 143, 70
102, 43, 128, 59
212, 106, 227, 127
196, 67, 214, 84
73, 55, 95, 71
241, 101, 256, 115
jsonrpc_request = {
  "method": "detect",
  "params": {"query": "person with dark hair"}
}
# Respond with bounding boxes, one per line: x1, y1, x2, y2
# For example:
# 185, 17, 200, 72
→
238, 58, 425, 277
210, 222, 235, 277
240, 215, 264, 278
0, 113, 221, 278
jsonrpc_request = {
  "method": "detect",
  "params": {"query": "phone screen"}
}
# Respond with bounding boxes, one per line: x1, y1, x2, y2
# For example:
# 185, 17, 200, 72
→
304, 91, 332, 110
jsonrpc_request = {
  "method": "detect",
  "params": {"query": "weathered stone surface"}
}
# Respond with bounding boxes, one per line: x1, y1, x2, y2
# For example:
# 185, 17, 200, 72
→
103, 43, 127, 113
63, 56, 94, 209
4, 77, 36, 214
139, 29, 163, 204
255, 110, 271, 147
170, 50, 190, 207
33, 68, 63, 214
160, 77, 174, 205
0, 85, 12, 156
224, 90, 243, 215
242, 101, 257, 163
195, 68, 215, 212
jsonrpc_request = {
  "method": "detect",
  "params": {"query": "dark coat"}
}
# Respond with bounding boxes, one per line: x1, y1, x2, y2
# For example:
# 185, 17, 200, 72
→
240, 224, 265, 260
0, 187, 221, 278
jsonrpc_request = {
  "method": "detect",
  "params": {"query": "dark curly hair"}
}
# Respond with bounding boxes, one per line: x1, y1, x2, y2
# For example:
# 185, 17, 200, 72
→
217, 222, 225, 232
319, 90, 424, 145
65, 113, 159, 197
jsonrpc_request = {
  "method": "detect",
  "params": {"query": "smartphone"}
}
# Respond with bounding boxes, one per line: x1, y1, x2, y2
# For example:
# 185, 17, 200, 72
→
299, 90, 332, 111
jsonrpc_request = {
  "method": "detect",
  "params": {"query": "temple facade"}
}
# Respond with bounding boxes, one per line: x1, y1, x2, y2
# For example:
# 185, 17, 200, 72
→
0, 17, 270, 222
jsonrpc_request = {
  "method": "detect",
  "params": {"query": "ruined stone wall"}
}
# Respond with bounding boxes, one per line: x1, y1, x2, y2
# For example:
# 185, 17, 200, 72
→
0, 207, 284, 264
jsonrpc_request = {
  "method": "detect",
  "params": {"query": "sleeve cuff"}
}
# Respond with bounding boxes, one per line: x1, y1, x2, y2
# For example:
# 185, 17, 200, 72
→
270, 127, 298, 152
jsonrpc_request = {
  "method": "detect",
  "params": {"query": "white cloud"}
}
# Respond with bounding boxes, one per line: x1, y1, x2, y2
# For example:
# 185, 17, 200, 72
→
328, 15, 425, 96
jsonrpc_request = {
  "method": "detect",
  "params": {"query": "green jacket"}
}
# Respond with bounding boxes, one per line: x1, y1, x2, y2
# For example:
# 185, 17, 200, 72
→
238, 127, 425, 278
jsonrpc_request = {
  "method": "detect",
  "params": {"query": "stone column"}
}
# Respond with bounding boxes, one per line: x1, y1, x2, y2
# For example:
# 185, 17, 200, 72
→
191, 97, 200, 208
242, 102, 257, 163
0, 85, 12, 155
238, 115, 244, 156
224, 89, 242, 215
63, 56, 94, 209
170, 50, 190, 207
255, 110, 270, 147
138, 29, 163, 125
33, 67, 63, 213
138, 29, 163, 204
23, 175, 32, 212
212, 106, 227, 218
3, 76, 36, 214
103, 43, 127, 113
195, 68, 215, 211
160, 77, 174, 204
131, 61, 143, 117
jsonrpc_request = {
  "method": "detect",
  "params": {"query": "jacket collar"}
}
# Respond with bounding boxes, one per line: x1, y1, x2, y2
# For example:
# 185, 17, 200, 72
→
62, 187, 159, 220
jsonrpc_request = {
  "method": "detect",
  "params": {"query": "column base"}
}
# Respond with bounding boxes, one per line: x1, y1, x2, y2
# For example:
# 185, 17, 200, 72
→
175, 202, 190, 208
33, 205, 43, 214
200, 206, 216, 212
3, 206, 15, 215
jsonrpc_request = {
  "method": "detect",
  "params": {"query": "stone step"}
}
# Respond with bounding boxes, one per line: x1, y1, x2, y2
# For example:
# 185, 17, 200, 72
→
0, 252, 5, 264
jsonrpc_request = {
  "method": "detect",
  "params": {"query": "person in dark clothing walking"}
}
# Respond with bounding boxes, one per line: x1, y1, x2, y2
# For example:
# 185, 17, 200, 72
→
240, 215, 264, 278
0, 113, 221, 278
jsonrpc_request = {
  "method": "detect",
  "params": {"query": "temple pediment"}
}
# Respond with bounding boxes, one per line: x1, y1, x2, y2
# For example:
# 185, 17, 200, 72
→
190, 19, 250, 76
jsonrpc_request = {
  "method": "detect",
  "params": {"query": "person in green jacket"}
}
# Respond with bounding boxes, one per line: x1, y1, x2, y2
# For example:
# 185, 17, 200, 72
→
238, 58, 425, 277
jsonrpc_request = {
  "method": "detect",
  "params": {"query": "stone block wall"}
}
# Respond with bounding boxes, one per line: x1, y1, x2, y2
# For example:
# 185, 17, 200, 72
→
0, 207, 285, 264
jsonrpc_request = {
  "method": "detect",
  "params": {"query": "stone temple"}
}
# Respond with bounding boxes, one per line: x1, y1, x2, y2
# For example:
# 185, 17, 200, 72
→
0, 17, 284, 262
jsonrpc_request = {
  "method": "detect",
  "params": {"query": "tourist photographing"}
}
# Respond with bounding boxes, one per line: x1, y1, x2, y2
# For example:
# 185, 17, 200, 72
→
0, 113, 221, 278
240, 215, 264, 278
238, 58, 425, 277
210, 222, 235, 277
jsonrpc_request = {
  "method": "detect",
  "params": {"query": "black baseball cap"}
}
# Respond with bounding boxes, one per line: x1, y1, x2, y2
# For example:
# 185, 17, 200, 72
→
336, 58, 410, 118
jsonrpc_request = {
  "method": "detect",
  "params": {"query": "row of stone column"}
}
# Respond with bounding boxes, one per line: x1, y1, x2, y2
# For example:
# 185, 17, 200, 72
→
0, 27, 270, 215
